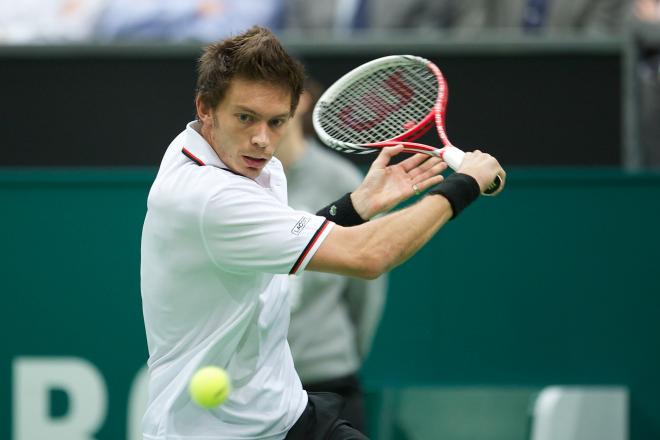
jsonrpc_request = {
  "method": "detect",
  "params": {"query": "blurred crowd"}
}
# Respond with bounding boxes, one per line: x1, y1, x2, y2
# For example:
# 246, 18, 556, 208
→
0, 0, 658, 44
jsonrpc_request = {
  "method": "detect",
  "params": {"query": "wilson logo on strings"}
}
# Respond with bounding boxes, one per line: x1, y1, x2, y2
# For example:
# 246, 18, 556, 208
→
338, 70, 413, 132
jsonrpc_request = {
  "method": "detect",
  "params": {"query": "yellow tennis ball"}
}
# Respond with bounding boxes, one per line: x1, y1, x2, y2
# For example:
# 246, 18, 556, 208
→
189, 366, 231, 409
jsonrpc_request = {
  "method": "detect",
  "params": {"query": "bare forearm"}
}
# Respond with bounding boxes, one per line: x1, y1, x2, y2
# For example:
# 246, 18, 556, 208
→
358, 195, 452, 273
308, 194, 453, 278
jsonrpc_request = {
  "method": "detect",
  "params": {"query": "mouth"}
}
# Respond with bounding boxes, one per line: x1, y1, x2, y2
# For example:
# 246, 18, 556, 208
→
242, 155, 268, 169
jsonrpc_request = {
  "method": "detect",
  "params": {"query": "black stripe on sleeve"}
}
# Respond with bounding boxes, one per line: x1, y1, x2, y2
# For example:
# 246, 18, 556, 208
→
289, 219, 330, 275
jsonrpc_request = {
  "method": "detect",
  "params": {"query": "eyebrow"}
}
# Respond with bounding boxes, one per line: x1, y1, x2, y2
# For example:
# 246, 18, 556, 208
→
234, 105, 290, 119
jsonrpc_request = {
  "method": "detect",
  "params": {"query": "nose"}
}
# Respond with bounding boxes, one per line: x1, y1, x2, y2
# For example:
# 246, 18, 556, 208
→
251, 123, 270, 149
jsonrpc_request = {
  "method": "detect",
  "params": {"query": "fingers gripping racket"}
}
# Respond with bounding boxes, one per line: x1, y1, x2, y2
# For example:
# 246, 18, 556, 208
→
312, 55, 502, 195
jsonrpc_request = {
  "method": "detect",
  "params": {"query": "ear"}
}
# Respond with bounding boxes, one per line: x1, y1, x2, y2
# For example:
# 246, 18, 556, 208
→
195, 96, 214, 126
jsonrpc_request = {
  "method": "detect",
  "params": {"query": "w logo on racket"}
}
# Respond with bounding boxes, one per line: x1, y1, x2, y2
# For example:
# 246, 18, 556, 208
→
338, 70, 413, 132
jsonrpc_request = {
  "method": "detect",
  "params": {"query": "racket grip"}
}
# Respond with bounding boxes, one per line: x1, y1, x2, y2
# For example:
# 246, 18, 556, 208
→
441, 146, 502, 196
441, 146, 464, 170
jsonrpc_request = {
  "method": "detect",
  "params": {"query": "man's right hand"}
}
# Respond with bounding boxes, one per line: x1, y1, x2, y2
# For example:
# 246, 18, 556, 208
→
456, 150, 506, 195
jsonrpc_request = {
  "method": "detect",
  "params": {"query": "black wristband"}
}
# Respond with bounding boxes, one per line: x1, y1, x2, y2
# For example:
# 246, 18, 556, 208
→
429, 173, 480, 219
316, 192, 366, 226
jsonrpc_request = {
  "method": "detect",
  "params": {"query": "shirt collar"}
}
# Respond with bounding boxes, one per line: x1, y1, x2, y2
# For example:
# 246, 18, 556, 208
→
183, 121, 227, 169
181, 121, 274, 188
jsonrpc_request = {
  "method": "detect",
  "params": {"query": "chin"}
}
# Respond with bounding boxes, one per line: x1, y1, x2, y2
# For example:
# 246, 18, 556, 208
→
243, 168, 262, 179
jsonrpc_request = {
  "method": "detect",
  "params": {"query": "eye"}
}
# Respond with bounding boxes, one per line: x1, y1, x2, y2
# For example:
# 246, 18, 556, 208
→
270, 118, 286, 128
237, 113, 254, 123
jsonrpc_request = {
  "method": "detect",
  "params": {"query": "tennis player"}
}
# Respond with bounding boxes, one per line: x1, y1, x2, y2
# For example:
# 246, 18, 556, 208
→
140, 26, 505, 440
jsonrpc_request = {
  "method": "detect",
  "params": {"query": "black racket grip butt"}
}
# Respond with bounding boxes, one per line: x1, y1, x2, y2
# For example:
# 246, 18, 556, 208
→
483, 175, 503, 195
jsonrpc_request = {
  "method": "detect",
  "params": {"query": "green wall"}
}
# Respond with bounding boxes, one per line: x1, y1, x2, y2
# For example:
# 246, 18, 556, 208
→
1, 168, 659, 439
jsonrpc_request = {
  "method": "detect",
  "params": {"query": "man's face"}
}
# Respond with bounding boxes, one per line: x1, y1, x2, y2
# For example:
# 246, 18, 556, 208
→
200, 77, 292, 179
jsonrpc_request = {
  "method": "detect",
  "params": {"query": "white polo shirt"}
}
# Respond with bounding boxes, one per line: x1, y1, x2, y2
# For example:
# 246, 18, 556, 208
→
140, 121, 334, 440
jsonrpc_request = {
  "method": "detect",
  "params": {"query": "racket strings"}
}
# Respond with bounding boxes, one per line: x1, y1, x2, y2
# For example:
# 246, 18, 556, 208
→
318, 63, 438, 144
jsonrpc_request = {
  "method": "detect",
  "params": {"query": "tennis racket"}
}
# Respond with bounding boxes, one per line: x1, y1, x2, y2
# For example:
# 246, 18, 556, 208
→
312, 55, 503, 195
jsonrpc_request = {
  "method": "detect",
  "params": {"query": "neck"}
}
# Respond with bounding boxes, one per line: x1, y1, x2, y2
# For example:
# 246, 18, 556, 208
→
199, 121, 216, 153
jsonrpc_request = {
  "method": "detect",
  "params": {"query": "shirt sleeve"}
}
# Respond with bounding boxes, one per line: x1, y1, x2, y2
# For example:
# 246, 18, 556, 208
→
200, 179, 334, 275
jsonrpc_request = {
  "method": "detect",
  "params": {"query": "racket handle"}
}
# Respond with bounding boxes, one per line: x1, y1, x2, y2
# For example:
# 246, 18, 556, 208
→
441, 146, 502, 196
440, 146, 465, 170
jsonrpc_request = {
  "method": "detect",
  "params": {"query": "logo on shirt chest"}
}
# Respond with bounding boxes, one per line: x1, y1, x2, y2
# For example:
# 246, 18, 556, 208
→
291, 216, 310, 235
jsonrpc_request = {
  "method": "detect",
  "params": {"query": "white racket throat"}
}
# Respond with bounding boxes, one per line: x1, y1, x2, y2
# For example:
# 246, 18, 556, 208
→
440, 146, 465, 171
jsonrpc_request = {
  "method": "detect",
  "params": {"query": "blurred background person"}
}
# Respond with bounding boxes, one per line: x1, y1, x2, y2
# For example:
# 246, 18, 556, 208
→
284, 0, 455, 34
94, 0, 284, 42
0, 0, 107, 43
451, 0, 631, 35
0, 0, 286, 44
283, 0, 630, 36
276, 79, 387, 434
633, 0, 660, 167
634, 0, 660, 19
634, 0, 660, 20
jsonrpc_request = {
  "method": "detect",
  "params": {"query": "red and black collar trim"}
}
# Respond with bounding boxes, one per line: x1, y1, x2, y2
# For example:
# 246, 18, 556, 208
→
182, 148, 205, 166
181, 147, 248, 178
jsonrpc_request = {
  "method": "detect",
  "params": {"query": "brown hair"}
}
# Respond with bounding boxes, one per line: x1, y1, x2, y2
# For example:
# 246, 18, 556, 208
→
196, 26, 305, 116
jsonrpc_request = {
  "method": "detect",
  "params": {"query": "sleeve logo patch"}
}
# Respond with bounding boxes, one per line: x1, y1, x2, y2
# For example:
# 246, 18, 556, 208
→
291, 216, 310, 235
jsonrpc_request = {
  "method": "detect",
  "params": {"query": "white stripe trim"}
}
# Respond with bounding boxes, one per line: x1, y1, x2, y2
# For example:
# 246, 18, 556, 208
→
291, 221, 334, 275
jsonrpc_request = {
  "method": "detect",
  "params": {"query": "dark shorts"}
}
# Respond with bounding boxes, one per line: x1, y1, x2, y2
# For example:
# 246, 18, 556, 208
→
285, 392, 369, 440
303, 374, 366, 433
